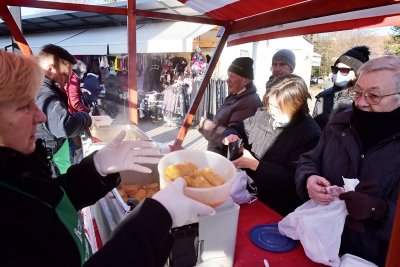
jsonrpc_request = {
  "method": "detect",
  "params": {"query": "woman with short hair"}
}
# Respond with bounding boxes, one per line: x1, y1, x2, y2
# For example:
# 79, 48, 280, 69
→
223, 74, 321, 215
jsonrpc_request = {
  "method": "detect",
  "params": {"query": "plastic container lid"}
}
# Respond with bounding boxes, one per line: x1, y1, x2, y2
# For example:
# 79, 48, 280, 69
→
249, 223, 298, 252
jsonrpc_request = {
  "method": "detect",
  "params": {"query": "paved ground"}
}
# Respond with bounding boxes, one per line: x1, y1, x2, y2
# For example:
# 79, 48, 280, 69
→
137, 118, 208, 150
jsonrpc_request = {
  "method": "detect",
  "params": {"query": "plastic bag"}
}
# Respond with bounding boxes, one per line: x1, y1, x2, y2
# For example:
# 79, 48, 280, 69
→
229, 169, 257, 204
278, 178, 360, 267
278, 199, 347, 267
340, 254, 378, 267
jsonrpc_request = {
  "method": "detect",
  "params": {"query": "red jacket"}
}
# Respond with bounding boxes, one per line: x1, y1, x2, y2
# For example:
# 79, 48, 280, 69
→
65, 72, 90, 113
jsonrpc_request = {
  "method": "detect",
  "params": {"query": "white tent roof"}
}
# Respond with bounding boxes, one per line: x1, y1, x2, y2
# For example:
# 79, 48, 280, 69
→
0, 21, 214, 55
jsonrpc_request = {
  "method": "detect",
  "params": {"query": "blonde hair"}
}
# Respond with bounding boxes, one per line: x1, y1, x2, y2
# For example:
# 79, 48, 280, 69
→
0, 51, 44, 104
263, 74, 310, 118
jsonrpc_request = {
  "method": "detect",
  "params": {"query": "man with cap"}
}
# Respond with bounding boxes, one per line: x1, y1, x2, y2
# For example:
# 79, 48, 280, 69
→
199, 57, 262, 156
266, 49, 296, 86
36, 44, 92, 175
313, 46, 370, 129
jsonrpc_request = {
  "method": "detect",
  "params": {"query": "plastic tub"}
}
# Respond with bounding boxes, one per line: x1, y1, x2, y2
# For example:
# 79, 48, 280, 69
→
158, 150, 236, 207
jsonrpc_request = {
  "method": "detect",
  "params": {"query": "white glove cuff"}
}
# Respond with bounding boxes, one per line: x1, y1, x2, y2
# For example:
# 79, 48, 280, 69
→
93, 152, 107, 176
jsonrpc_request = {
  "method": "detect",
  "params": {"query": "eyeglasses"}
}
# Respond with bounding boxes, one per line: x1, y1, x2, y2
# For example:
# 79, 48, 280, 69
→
331, 66, 352, 76
348, 88, 400, 104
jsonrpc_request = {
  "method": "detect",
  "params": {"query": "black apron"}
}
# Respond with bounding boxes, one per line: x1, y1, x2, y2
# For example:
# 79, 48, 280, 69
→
0, 180, 91, 265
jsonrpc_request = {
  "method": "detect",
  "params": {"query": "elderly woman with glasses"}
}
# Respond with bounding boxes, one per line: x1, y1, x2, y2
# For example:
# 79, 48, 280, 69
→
222, 74, 321, 215
313, 46, 370, 129
296, 55, 400, 266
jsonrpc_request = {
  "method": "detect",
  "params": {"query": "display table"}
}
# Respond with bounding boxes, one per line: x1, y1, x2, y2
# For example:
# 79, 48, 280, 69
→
234, 200, 327, 267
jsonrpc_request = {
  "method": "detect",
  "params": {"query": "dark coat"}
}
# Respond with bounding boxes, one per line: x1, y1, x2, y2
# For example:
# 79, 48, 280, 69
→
296, 107, 400, 266
312, 85, 353, 129
224, 108, 321, 215
199, 82, 262, 156
0, 144, 173, 267
36, 77, 92, 153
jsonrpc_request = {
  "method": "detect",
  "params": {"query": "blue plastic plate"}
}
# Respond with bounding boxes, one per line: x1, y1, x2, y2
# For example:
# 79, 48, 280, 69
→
249, 223, 298, 252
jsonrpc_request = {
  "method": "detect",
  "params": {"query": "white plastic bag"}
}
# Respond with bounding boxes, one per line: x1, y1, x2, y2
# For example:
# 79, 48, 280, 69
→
278, 199, 348, 267
229, 169, 257, 204
278, 177, 361, 267
340, 254, 378, 267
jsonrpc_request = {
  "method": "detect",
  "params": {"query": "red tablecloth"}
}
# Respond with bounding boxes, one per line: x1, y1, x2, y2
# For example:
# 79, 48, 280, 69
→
234, 200, 326, 267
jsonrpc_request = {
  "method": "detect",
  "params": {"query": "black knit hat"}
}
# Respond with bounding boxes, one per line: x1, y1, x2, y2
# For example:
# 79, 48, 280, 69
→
334, 46, 371, 74
228, 57, 254, 80
40, 44, 77, 64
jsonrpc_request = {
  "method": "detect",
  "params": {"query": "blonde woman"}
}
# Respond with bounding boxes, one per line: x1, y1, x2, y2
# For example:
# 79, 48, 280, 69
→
223, 74, 321, 215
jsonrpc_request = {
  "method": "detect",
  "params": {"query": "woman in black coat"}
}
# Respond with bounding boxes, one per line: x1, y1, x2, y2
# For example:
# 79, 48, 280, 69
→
223, 74, 321, 215
0, 50, 214, 267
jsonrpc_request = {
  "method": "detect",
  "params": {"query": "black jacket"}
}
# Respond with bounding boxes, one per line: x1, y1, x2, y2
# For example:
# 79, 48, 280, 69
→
312, 85, 353, 129
223, 108, 321, 215
0, 143, 173, 267
36, 77, 92, 153
296, 107, 400, 266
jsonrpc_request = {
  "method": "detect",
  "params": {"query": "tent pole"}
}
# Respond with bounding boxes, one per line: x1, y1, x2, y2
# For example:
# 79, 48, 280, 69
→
172, 24, 231, 150
0, 3, 31, 55
127, 0, 138, 125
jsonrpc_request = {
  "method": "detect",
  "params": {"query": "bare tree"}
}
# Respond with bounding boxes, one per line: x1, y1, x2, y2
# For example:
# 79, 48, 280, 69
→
307, 29, 376, 77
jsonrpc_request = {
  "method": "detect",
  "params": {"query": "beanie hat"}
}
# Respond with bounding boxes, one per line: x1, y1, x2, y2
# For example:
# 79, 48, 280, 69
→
228, 57, 254, 80
272, 49, 296, 71
334, 46, 370, 74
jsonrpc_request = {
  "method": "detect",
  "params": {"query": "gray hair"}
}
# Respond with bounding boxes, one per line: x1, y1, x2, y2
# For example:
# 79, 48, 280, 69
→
73, 60, 87, 79
358, 56, 400, 92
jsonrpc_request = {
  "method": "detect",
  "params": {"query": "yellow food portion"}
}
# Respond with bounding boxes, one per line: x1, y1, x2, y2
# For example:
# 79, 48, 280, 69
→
118, 182, 159, 202
164, 162, 225, 188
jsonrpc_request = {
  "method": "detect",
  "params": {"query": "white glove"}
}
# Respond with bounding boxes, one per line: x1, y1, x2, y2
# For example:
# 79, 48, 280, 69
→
157, 142, 172, 154
94, 130, 160, 176
152, 177, 216, 227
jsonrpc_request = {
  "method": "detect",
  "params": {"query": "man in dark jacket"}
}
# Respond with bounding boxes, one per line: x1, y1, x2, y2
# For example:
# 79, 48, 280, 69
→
36, 44, 92, 174
199, 57, 262, 156
296, 55, 400, 266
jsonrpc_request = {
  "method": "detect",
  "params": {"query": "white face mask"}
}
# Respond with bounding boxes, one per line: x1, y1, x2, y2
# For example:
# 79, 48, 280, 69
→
272, 113, 290, 125
332, 73, 351, 87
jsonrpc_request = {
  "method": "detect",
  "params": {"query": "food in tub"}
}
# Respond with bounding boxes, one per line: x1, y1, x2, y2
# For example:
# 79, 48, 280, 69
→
164, 161, 225, 188
117, 182, 159, 203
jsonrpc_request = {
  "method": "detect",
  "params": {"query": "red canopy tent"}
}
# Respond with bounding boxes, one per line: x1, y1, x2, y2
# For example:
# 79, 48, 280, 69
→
0, 1, 399, 265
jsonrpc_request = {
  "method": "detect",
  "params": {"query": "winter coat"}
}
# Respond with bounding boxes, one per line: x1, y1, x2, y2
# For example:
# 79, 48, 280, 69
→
36, 77, 92, 154
199, 82, 262, 156
313, 85, 353, 129
224, 108, 321, 215
296, 106, 400, 266
0, 144, 173, 267
65, 72, 90, 113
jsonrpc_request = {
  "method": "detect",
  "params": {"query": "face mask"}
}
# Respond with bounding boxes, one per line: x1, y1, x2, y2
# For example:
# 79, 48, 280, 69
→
272, 113, 290, 125
332, 73, 351, 87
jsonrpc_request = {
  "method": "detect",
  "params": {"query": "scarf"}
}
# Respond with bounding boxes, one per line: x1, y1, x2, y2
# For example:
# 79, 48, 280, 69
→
352, 103, 400, 151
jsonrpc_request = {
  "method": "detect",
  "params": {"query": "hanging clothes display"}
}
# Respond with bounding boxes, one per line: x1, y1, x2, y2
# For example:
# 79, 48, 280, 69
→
194, 77, 228, 124
143, 56, 162, 93
162, 80, 191, 126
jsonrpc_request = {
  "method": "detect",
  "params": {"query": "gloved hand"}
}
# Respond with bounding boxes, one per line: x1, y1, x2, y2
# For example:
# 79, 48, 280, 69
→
339, 191, 388, 220
157, 142, 172, 154
94, 130, 160, 176
152, 177, 216, 227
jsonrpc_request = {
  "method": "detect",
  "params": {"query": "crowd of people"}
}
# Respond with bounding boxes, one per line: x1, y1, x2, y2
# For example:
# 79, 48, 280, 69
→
0, 42, 398, 267
200, 48, 399, 267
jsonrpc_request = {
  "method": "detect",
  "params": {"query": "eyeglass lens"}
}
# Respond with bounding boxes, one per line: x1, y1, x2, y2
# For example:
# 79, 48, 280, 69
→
331, 66, 351, 76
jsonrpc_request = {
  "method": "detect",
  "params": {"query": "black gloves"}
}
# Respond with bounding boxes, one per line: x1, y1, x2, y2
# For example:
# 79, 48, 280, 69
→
339, 181, 388, 221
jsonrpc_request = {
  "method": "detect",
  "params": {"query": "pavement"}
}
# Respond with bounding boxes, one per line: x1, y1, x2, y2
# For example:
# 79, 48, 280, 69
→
137, 117, 208, 150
